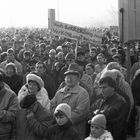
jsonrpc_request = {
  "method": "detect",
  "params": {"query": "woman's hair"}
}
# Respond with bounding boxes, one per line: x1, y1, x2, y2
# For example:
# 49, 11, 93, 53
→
99, 76, 116, 89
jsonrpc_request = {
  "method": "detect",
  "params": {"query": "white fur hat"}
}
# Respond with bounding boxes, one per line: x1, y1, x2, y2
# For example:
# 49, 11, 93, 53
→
26, 73, 44, 89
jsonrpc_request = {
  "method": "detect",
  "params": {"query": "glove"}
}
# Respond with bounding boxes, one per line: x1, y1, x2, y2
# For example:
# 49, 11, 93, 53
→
20, 94, 37, 109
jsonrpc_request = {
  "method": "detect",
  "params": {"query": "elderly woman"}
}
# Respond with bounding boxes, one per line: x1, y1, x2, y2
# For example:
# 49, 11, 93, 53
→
16, 73, 52, 140
3, 62, 23, 95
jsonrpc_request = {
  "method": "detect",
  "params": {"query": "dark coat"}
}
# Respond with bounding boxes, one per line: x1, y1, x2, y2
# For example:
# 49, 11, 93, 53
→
16, 102, 52, 140
4, 74, 23, 95
45, 120, 81, 140
89, 93, 127, 140
41, 73, 56, 100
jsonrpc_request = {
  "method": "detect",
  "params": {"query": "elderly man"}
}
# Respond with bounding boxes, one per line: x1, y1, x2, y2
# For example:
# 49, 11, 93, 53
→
0, 72, 19, 140
51, 63, 90, 139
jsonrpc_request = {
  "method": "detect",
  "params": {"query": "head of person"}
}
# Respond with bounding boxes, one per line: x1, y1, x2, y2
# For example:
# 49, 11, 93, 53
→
100, 44, 107, 53
35, 61, 46, 76
76, 46, 85, 62
85, 63, 95, 76
26, 73, 44, 94
76, 60, 85, 73
39, 43, 46, 53
62, 43, 69, 54
56, 46, 62, 53
5, 62, 17, 77
96, 53, 106, 64
49, 49, 56, 59
23, 51, 31, 61
0, 52, 7, 62
23, 42, 30, 50
57, 52, 64, 62
54, 103, 71, 126
64, 63, 80, 88
112, 54, 121, 64
110, 48, 117, 56
88, 114, 106, 138
7, 48, 15, 62
65, 52, 75, 65
99, 77, 116, 99
90, 47, 97, 57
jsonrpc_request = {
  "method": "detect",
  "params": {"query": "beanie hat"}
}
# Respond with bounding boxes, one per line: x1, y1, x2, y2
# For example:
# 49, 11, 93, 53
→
54, 103, 71, 120
26, 74, 44, 90
89, 114, 106, 129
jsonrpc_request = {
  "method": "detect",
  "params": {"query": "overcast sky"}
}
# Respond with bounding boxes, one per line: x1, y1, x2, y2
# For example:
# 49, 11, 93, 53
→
0, 0, 118, 28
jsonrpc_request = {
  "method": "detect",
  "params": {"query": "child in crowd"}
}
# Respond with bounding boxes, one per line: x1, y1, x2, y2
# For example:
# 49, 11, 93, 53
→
45, 103, 81, 140
85, 114, 113, 140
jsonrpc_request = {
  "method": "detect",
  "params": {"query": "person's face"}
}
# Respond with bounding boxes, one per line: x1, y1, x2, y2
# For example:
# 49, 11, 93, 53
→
85, 65, 94, 75
65, 74, 79, 88
23, 55, 30, 60
110, 50, 117, 56
90, 50, 96, 57
49, 52, 56, 59
90, 124, 104, 138
66, 59, 74, 65
97, 55, 105, 64
77, 55, 85, 61
62, 47, 68, 54
7, 53, 14, 61
99, 83, 114, 99
28, 81, 39, 94
6, 66, 15, 77
113, 57, 121, 64
35, 64, 45, 76
58, 53, 64, 61
55, 115, 68, 126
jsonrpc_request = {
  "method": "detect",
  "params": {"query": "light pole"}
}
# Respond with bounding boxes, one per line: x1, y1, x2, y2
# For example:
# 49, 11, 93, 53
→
57, 0, 59, 21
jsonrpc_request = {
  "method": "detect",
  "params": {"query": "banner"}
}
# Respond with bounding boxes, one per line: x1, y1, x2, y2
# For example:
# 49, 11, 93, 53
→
50, 21, 102, 44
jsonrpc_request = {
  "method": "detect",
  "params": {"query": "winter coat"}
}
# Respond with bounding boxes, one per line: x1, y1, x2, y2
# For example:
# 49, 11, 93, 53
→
4, 74, 23, 95
51, 83, 90, 139
85, 130, 113, 140
18, 85, 50, 110
40, 74, 56, 100
0, 85, 19, 140
45, 120, 81, 140
16, 102, 52, 140
89, 93, 127, 140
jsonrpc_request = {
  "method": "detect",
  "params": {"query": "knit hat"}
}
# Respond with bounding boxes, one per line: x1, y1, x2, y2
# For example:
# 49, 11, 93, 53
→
26, 73, 44, 90
54, 103, 71, 120
89, 114, 106, 129
64, 63, 80, 77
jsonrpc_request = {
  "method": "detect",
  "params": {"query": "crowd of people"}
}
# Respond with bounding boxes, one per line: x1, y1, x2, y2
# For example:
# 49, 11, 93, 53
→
0, 27, 140, 140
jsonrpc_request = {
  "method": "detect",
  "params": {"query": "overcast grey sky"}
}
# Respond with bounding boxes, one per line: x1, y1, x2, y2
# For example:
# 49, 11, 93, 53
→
0, 0, 118, 27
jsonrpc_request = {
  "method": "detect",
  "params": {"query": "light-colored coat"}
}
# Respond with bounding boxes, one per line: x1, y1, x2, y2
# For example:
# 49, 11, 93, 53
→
51, 83, 90, 139
85, 130, 113, 140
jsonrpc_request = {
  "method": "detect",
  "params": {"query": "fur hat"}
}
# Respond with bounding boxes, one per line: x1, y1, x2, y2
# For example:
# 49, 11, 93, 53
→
89, 114, 106, 129
26, 74, 44, 89
54, 103, 71, 120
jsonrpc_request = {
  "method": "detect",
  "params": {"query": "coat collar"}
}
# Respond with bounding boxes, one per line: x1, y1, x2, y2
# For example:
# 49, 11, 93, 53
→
59, 83, 80, 94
